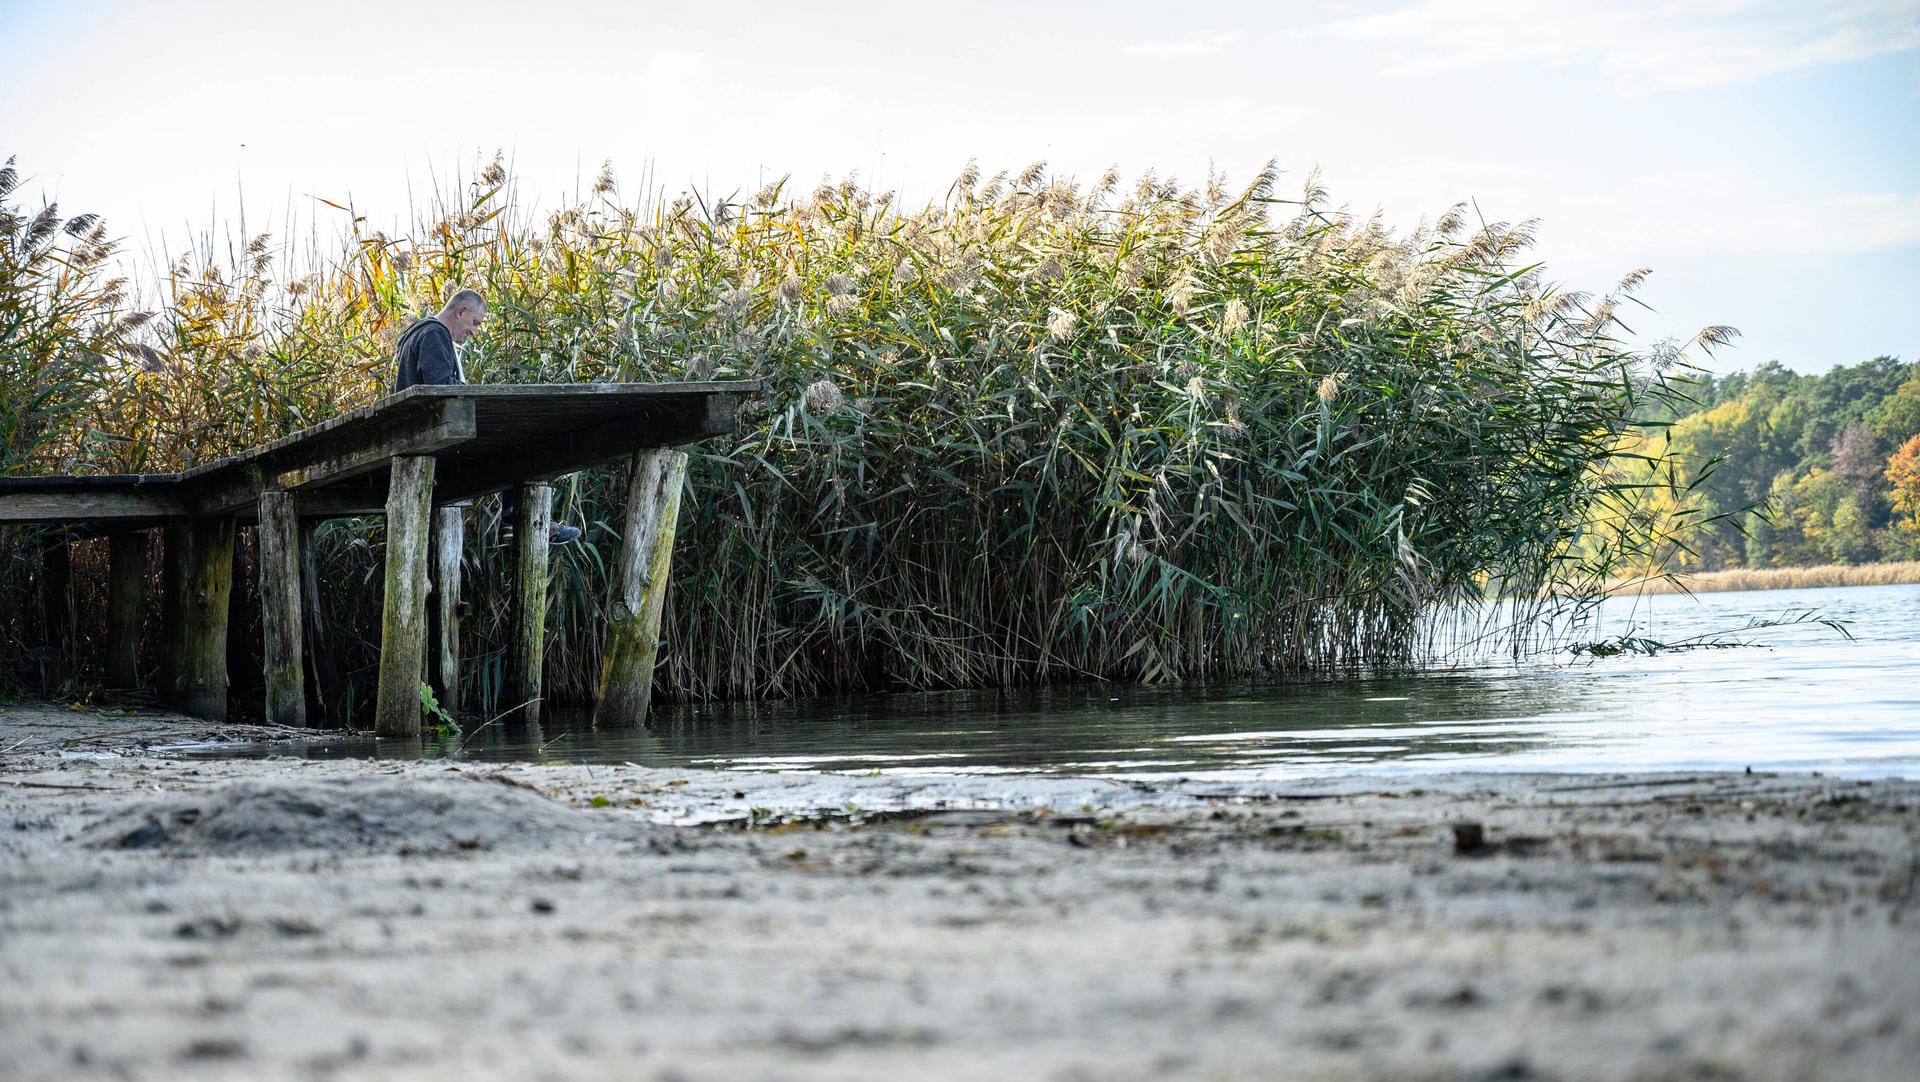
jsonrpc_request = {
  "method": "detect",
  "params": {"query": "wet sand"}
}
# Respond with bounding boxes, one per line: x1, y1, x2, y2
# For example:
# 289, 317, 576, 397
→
2, 702, 1916, 1081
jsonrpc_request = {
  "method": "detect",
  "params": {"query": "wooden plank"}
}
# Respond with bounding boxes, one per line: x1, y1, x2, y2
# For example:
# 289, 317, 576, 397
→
504, 482, 552, 723
430, 399, 735, 504
0, 488, 185, 525
187, 401, 477, 518
374, 456, 435, 737
0, 383, 756, 527
271, 399, 475, 493
429, 505, 464, 713
596, 449, 687, 728
105, 532, 148, 689
256, 490, 306, 727
168, 520, 234, 721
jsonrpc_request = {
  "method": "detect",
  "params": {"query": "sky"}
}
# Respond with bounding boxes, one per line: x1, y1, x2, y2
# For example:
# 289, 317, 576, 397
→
2, 0, 1916, 376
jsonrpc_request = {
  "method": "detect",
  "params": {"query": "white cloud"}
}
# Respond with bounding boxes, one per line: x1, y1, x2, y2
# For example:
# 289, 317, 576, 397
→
1316, 0, 1920, 92
1123, 32, 1239, 58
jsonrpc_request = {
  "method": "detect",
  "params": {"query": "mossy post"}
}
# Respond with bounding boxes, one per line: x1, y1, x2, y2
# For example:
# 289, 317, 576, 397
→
429, 504, 464, 712
595, 449, 687, 727
168, 519, 235, 720
505, 482, 553, 723
374, 455, 435, 736
256, 489, 306, 727
105, 531, 148, 689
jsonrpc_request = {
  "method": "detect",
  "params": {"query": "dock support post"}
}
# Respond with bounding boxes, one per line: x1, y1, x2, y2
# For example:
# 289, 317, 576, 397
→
374, 456, 435, 737
429, 505, 464, 713
37, 540, 72, 691
105, 531, 148, 689
159, 524, 184, 694
167, 519, 234, 720
299, 524, 341, 728
256, 490, 306, 727
595, 449, 687, 728
505, 482, 552, 723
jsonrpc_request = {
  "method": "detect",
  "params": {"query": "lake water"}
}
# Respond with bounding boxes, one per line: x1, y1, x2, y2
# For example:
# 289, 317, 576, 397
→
193, 584, 1920, 780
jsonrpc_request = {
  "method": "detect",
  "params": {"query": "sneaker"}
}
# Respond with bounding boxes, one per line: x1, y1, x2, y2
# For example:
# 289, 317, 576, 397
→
549, 524, 583, 545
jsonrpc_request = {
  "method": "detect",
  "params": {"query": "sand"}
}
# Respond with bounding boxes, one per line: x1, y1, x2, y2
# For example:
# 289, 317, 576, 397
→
2, 701, 1916, 1081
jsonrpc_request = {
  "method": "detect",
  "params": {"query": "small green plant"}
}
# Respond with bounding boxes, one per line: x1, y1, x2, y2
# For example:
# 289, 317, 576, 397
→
419, 681, 458, 739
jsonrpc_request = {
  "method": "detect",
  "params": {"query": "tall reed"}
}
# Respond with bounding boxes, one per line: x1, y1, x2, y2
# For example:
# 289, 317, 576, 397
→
2, 153, 1721, 714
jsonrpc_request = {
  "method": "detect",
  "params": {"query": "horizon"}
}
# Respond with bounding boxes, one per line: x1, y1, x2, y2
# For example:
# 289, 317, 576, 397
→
3, 0, 1916, 376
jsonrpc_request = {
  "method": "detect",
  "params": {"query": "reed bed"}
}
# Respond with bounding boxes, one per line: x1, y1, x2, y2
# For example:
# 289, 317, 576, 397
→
1610, 561, 1920, 596
3, 154, 1722, 718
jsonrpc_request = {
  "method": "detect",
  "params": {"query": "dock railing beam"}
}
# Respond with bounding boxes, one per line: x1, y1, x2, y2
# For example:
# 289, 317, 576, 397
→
595, 448, 687, 728
374, 455, 435, 736
504, 482, 553, 723
256, 489, 306, 727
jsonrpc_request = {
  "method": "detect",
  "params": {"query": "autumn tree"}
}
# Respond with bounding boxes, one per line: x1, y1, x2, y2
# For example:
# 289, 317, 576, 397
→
1887, 434, 1920, 559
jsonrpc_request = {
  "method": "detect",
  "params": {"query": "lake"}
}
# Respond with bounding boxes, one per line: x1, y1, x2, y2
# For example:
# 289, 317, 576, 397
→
191, 584, 1920, 780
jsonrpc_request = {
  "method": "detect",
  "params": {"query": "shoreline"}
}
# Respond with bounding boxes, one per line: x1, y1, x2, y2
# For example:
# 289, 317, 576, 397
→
1608, 561, 1920, 596
3, 702, 1916, 1081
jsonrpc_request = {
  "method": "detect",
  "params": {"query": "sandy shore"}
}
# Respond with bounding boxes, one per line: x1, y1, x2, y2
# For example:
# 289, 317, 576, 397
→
2, 702, 1916, 1081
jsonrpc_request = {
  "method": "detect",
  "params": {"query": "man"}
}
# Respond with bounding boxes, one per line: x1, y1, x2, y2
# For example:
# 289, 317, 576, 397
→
393, 290, 581, 544
392, 289, 485, 391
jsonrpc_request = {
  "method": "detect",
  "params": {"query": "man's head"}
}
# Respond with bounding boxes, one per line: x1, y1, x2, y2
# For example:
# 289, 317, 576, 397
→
437, 289, 487, 342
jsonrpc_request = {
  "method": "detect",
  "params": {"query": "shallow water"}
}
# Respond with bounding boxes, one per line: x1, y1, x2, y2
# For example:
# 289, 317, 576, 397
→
189, 583, 1920, 780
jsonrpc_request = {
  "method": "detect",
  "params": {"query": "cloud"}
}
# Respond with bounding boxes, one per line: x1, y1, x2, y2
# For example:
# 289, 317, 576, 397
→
1315, 0, 1920, 93
1123, 32, 1239, 58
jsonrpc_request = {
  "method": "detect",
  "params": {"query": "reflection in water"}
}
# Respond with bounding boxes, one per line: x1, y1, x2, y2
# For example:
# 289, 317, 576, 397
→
187, 585, 1920, 779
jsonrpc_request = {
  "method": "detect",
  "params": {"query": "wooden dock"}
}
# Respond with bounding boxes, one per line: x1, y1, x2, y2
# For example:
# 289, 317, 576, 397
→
0, 382, 757, 735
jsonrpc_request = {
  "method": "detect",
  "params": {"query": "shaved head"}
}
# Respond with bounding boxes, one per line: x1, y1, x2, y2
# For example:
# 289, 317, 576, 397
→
437, 288, 488, 342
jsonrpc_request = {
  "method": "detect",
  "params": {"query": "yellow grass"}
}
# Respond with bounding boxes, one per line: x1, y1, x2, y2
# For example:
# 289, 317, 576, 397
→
1610, 562, 1920, 596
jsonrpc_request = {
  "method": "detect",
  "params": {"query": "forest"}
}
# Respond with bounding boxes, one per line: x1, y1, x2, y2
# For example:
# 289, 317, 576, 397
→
1627, 356, 1920, 571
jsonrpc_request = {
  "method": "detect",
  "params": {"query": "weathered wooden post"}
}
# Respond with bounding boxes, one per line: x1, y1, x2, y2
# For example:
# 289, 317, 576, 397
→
374, 456, 435, 736
255, 490, 306, 727
37, 539, 72, 691
504, 482, 553, 723
225, 533, 255, 708
167, 520, 235, 720
105, 531, 148, 689
429, 505, 464, 711
159, 524, 185, 694
595, 449, 687, 727
299, 524, 341, 727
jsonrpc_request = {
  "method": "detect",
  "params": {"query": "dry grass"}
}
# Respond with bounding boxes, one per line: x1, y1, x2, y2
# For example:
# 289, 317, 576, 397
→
1612, 562, 1920, 596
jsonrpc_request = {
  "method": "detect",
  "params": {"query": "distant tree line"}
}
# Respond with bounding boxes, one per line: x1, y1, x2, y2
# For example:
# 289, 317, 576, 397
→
1633, 356, 1920, 569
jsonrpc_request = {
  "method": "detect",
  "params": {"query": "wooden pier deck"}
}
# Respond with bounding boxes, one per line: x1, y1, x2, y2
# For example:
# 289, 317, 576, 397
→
0, 382, 757, 734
